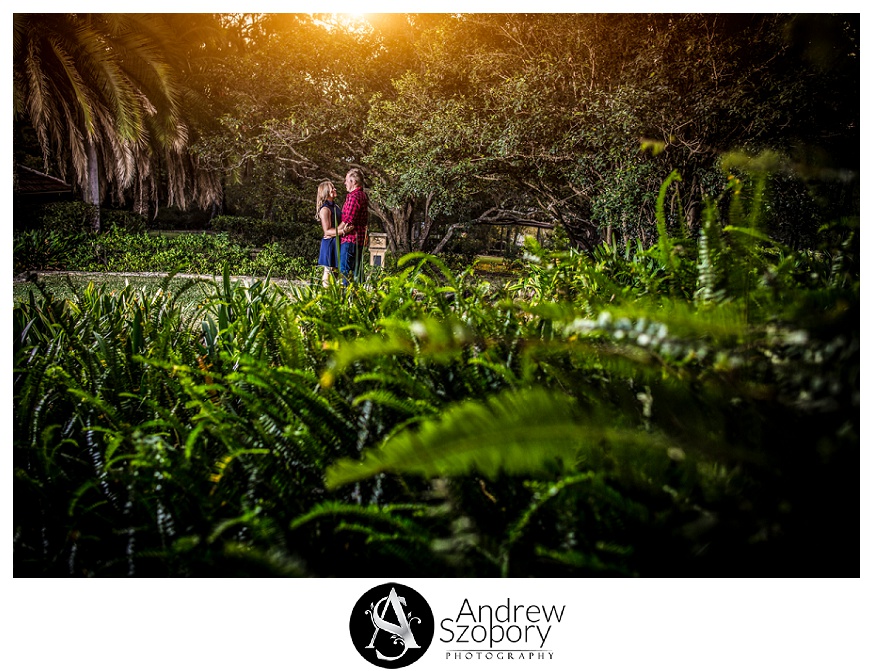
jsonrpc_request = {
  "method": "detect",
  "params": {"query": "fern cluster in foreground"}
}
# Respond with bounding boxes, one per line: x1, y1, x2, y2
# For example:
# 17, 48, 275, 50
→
13, 173, 858, 576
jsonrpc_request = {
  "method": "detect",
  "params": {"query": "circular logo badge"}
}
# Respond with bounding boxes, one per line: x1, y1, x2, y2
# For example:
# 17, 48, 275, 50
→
349, 582, 435, 668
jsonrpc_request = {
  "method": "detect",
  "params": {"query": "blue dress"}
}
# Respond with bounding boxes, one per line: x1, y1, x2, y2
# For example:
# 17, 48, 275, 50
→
317, 201, 342, 268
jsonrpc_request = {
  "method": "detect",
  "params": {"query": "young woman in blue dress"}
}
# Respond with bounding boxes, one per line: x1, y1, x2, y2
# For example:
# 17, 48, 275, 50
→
315, 180, 342, 287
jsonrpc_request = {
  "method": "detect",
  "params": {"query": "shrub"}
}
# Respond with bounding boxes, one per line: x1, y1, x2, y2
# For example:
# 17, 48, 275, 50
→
211, 215, 323, 263
85, 229, 251, 275
100, 209, 147, 234
151, 205, 212, 231
13, 228, 85, 273
211, 215, 289, 246
30, 201, 96, 234
244, 242, 317, 281
14, 227, 319, 279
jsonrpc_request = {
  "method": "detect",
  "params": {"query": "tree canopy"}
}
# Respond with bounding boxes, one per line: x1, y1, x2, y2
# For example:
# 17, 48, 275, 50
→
14, 13, 859, 248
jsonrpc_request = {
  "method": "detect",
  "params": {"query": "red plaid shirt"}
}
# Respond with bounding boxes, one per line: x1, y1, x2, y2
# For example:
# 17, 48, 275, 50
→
340, 187, 369, 246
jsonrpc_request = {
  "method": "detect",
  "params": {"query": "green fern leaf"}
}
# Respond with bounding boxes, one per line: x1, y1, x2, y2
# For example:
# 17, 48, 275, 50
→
326, 388, 668, 488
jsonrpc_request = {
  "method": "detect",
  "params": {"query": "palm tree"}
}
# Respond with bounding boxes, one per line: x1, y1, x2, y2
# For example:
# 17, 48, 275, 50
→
13, 14, 215, 231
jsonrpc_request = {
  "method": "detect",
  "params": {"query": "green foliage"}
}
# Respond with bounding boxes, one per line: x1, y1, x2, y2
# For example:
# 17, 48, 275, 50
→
79, 229, 252, 275
211, 215, 292, 247
13, 227, 321, 281
211, 214, 324, 260
357, 14, 857, 251
100, 209, 148, 234
13, 168, 858, 577
14, 205, 150, 274
13, 229, 86, 274
151, 206, 212, 231
27, 201, 99, 234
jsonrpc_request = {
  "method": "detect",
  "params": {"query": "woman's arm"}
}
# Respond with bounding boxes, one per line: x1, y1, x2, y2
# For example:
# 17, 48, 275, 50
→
320, 207, 337, 237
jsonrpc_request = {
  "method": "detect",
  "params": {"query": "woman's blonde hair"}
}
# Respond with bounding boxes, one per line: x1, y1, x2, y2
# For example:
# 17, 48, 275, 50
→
315, 180, 335, 219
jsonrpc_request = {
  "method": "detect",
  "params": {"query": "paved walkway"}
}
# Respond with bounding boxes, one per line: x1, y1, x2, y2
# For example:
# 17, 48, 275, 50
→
14, 270, 308, 286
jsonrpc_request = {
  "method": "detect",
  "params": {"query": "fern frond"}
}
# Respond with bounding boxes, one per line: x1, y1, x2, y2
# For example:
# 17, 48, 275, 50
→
655, 170, 682, 270
290, 501, 432, 534
353, 388, 438, 418
534, 546, 635, 576
325, 388, 673, 488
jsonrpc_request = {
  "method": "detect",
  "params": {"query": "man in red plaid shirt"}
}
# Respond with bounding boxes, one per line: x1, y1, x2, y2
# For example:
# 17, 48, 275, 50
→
337, 168, 369, 285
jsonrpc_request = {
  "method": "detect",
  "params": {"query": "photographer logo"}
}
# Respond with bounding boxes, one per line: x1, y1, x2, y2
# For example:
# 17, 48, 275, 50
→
349, 583, 435, 668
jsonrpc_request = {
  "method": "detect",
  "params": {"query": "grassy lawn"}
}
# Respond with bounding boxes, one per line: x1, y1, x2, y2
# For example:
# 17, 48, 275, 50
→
472, 255, 516, 275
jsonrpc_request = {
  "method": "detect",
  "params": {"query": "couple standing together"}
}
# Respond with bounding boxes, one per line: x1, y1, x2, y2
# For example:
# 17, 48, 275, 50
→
316, 167, 369, 287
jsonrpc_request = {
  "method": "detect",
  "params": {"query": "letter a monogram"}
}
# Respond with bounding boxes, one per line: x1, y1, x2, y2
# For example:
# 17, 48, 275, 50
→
366, 587, 422, 661
350, 583, 433, 668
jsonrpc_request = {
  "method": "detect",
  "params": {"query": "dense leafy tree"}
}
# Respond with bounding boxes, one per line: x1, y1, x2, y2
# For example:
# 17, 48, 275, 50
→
365, 13, 858, 251
191, 14, 454, 248
15, 13, 858, 253
191, 15, 384, 216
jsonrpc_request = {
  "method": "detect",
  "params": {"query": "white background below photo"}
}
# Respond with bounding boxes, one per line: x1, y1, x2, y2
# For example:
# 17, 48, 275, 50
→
7, 578, 866, 671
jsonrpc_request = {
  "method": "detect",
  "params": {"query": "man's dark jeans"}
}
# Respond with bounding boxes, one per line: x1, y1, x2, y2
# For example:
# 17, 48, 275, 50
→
340, 242, 363, 286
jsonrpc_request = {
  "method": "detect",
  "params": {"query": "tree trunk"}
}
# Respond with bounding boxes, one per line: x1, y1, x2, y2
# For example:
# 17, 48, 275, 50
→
84, 137, 101, 233
370, 199, 415, 253
430, 222, 466, 255
133, 174, 148, 218
418, 193, 436, 250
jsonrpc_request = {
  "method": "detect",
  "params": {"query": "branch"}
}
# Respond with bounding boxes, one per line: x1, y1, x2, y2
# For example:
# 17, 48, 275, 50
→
430, 222, 467, 255
472, 208, 556, 230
